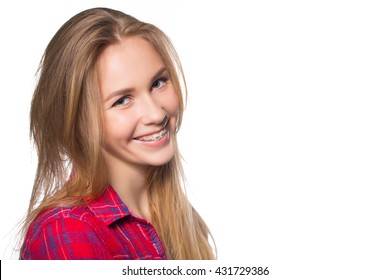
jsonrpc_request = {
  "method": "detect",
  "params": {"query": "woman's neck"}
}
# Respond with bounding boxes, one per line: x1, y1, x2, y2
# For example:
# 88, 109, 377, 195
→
104, 153, 151, 220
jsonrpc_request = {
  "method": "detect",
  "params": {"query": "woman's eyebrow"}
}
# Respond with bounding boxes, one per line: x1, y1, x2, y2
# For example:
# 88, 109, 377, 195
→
150, 66, 168, 83
104, 66, 168, 103
105, 88, 134, 103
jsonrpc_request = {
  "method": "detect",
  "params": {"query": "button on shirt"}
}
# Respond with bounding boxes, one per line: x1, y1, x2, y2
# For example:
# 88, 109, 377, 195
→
21, 186, 167, 260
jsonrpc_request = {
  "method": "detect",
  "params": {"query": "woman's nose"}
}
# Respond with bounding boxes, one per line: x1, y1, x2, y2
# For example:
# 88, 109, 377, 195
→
139, 93, 167, 125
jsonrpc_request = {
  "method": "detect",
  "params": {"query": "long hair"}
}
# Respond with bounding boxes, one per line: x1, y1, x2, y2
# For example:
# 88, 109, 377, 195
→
22, 7, 215, 259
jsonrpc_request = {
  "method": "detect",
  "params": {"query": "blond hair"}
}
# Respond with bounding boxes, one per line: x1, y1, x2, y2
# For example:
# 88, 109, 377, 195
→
23, 7, 215, 259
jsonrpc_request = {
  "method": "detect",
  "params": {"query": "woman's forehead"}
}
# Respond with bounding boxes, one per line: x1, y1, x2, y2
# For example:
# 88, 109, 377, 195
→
98, 37, 165, 97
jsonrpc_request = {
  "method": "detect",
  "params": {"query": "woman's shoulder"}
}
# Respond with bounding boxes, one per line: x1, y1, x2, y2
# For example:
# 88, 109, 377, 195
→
21, 205, 111, 260
29, 204, 93, 233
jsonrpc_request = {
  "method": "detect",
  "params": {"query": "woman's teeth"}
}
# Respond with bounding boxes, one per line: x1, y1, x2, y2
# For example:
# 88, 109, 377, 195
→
136, 129, 167, 142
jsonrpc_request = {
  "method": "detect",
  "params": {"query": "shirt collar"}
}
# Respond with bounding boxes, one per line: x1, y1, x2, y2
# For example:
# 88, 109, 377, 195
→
87, 185, 132, 226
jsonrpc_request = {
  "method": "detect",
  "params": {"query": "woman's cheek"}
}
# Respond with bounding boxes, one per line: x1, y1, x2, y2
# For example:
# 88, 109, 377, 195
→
164, 90, 180, 116
103, 112, 136, 141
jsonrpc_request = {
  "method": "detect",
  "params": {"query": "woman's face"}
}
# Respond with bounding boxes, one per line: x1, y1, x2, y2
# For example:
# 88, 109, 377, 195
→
98, 36, 179, 170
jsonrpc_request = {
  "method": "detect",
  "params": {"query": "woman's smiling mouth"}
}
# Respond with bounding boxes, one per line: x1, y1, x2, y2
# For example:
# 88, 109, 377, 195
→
133, 127, 170, 148
134, 128, 168, 142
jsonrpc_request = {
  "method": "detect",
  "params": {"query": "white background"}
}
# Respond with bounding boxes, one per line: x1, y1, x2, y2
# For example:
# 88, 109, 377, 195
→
1, 0, 390, 279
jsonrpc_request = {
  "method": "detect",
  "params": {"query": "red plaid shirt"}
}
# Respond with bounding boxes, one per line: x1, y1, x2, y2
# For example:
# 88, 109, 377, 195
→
21, 186, 167, 260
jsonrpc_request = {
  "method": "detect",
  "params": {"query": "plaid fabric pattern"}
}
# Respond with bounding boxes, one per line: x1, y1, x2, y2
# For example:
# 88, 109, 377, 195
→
21, 186, 167, 260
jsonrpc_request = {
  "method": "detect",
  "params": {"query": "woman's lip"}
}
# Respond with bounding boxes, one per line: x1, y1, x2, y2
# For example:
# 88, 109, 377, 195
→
133, 130, 169, 147
134, 127, 165, 140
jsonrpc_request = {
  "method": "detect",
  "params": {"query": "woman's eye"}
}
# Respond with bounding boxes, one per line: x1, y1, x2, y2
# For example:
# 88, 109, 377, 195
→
152, 77, 168, 90
113, 96, 131, 107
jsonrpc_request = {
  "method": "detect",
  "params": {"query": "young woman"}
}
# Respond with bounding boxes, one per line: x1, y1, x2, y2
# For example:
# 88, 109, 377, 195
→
20, 7, 215, 260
